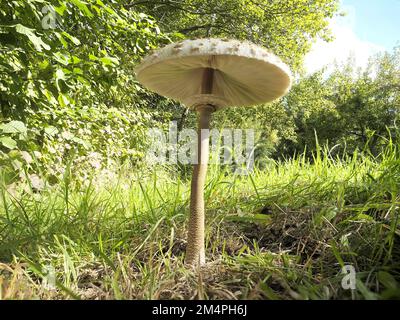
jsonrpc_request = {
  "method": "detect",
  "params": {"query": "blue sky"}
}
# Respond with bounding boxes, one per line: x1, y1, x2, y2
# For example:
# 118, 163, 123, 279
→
304, 0, 400, 73
343, 0, 400, 50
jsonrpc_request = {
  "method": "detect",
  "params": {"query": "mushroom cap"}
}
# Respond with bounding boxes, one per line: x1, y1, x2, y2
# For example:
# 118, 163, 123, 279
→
135, 38, 292, 110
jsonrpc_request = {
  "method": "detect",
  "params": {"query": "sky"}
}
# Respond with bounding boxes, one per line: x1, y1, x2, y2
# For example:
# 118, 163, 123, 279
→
304, 0, 400, 74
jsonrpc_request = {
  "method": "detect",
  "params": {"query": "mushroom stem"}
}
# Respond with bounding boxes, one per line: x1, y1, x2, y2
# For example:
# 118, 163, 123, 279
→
185, 104, 214, 266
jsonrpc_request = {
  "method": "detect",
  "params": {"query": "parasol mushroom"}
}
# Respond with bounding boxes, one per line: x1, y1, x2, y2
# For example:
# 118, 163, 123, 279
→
135, 38, 292, 267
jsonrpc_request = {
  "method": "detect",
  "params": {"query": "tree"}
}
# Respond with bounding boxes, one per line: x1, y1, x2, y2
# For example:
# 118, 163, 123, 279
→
127, 0, 340, 71
0, 0, 168, 184
126, 0, 341, 162
278, 49, 400, 157
330, 50, 400, 154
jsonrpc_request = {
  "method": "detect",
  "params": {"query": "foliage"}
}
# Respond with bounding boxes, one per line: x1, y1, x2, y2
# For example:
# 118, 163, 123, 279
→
130, 0, 340, 71
0, 0, 168, 185
1, 137, 400, 299
0, 0, 399, 301
129, 0, 343, 160
280, 49, 400, 157
0, 0, 350, 181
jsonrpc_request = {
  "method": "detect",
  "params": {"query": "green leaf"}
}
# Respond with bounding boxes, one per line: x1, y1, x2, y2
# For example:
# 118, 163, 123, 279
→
72, 56, 82, 64
55, 3, 67, 16
378, 271, 398, 290
61, 32, 81, 45
356, 280, 379, 300
0, 121, 27, 134
96, 0, 117, 15
259, 282, 279, 300
55, 32, 68, 48
0, 136, 17, 149
53, 52, 70, 66
55, 68, 66, 90
354, 213, 375, 222
89, 54, 98, 61
100, 56, 119, 66
225, 214, 272, 223
44, 126, 59, 136
77, 75, 89, 85
330, 241, 344, 268
73, 67, 83, 75
15, 24, 50, 52
58, 93, 70, 107
70, 0, 94, 18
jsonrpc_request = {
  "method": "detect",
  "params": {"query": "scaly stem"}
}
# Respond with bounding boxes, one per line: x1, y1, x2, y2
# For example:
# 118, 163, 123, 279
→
185, 105, 214, 266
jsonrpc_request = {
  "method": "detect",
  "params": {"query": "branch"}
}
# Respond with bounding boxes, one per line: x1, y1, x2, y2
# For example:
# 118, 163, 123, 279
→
178, 24, 215, 34
126, 0, 231, 16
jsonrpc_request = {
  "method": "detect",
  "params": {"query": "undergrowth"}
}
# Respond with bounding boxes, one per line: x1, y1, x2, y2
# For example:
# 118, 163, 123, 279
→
0, 142, 399, 300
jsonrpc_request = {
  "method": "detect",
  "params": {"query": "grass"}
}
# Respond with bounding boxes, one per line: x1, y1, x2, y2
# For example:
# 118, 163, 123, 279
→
0, 142, 400, 300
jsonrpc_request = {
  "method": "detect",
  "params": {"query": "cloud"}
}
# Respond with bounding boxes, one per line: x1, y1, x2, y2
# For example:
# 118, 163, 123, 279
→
304, 4, 386, 74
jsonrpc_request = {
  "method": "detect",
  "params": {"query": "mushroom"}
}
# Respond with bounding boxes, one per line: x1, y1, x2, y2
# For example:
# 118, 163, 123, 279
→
135, 38, 292, 267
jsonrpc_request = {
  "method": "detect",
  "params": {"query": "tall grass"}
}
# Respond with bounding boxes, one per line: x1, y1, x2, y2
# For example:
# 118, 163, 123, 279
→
0, 140, 399, 299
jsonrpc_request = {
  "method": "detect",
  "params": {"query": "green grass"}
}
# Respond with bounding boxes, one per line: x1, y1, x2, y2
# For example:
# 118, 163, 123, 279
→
0, 142, 400, 300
